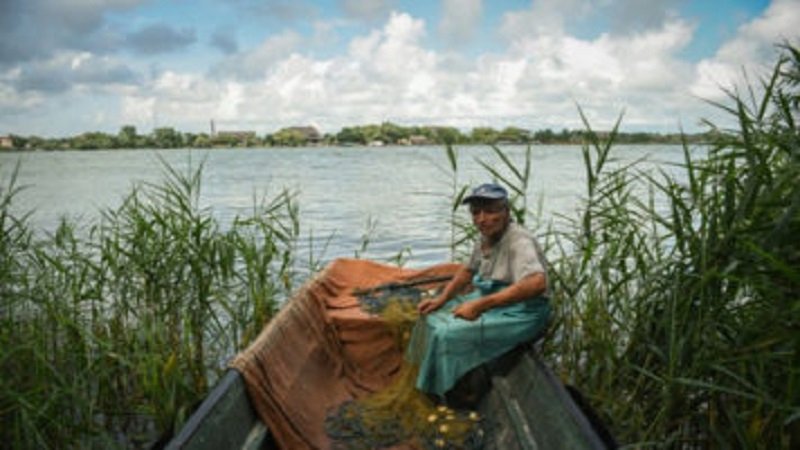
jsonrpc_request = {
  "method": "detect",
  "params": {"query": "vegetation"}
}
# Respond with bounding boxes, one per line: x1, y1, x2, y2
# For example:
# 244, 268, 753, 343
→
0, 158, 300, 448
441, 43, 798, 447
2, 123, 713, 151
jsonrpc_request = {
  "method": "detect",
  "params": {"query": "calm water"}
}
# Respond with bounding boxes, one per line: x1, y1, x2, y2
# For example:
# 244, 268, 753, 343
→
0, 145, 686, 268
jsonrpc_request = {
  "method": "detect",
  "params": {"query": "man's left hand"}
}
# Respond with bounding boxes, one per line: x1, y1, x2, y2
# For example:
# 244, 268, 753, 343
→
452, 300, 484, 321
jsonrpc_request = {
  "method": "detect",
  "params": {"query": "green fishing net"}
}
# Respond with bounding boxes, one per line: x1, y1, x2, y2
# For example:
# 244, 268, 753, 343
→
325, 288, 487, 449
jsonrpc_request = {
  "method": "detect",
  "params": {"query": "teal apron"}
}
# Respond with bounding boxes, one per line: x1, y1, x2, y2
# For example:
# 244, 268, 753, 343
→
408, 274, 550, 396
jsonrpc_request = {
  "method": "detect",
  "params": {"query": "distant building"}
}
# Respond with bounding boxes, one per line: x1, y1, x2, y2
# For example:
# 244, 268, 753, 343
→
0, 135, 13, 149
217, 131, 256, 139
409, 135, 431, 145
285, 126, 322, 144
215, 131, 257, 145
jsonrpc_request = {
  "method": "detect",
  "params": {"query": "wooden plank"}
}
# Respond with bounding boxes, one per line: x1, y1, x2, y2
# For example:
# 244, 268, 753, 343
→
485, 350, 608, 450
165, 369, 270, 450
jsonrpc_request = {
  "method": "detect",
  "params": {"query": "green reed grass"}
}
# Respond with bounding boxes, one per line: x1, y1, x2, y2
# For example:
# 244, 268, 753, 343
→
450, 44, 798, 448
1, 157, 299, 448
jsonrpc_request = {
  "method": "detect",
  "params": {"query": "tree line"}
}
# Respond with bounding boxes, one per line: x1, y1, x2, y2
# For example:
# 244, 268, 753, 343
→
2, 122, 714, 150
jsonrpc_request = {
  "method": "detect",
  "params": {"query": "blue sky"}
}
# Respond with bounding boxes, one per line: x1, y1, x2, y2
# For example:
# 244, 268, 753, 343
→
0, 0, 796, 137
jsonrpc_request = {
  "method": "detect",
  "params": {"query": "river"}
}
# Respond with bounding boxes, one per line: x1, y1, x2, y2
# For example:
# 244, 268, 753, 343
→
0, 144, 687, 268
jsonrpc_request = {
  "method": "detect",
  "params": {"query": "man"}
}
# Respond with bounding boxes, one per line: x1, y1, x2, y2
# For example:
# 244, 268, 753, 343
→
411, 183, 551, 399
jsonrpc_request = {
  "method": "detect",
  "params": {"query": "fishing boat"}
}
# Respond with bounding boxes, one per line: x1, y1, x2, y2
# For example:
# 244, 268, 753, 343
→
166, 259, 614, 450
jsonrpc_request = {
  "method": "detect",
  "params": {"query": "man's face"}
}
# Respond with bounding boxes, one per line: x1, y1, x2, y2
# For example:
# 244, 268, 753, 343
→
469, 200, 509, 240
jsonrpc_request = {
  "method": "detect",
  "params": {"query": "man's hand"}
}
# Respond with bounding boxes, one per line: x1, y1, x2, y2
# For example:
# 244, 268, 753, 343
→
452, 300, 485, 321
418, 296, 446, 315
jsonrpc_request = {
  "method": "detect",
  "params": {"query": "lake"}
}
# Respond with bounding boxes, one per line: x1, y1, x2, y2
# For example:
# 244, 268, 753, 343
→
0, 144, 687, 269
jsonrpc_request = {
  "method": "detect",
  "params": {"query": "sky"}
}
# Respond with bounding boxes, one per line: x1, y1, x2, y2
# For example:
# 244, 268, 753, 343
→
1, 0, 798, 138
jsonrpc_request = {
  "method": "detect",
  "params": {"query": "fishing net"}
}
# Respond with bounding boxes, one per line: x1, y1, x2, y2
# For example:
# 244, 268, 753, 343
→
232, 259, 468, 449
324, 288, 487, 449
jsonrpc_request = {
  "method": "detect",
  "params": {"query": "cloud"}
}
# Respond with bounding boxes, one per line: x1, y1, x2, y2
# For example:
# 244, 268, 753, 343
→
71, 53, 140, 85
439, 0, 482, 46
500, 0, 592, 40
339, 0, 395, 22
691, 0, 800, 100
119, 70, 229, 131
6, 1, 797, 138
230, 0, 319, 23
210, 28, 239, 54
140, 12, 441, 132
605, 0, 683, 35
0, 0, 143, 66
458, 16, 695, 130
0, 80, 46, 117
211, 31, 303, 80
125, 23, 197, 55
10, 52, 138, 94
115, 9, 711, 135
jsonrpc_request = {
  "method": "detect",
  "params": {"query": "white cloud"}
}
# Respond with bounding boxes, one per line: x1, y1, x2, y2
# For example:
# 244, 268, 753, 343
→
0, 75, 45, 116
6, 51, 138, 95
124, 8, 707, 134
120, 71, 236, 131
212, 31, 303, 80
439, 0, 482, 45
339, 0, 395, 22
484, 18, 696, 129
121, 95, 156, 127
691, 0, 800, 100
27, 0, 795, 137
605, 0, 683, 34
500, 0, 592, 40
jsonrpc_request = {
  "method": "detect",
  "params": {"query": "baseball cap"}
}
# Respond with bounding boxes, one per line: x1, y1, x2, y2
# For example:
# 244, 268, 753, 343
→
461, 183, 508, 204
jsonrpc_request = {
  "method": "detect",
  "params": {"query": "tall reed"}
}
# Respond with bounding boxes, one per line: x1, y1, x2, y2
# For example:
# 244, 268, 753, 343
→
457, 44, 799, 448
0, 158, 299, 448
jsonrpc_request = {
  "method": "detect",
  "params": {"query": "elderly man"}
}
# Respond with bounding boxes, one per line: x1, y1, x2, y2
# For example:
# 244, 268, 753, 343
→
411, 183, 551, 400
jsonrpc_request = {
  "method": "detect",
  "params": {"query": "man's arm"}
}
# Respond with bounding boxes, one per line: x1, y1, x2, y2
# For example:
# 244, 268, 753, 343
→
418, 264, 473, 315
452, 272, 546, 321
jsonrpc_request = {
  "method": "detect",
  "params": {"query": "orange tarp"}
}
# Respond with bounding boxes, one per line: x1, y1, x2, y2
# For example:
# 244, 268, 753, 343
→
230, 258, 460, 450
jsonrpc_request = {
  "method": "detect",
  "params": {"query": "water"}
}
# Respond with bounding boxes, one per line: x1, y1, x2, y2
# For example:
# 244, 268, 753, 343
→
0, 145, 687, 268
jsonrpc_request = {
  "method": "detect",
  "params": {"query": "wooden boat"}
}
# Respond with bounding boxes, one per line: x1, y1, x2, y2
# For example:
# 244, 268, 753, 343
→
166, 259, 614, 450
166, 348, 612, 449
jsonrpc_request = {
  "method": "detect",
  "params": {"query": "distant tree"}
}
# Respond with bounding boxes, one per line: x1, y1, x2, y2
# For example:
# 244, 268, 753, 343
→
430, 126, 462, 144
471, 127, 499, 144
186, 133, 212, 148
380, 122, 408, 144
322, 133, 337, 145
533, 128, 555, 143
336, 127, 365, 145
271, 129, 306, 146
118, 125, 138, 148
8, 134, 26, 149
361, 124, 382, 143
153, 127, 182, 148
498, 126, 530, 143
72, 132, 116, 150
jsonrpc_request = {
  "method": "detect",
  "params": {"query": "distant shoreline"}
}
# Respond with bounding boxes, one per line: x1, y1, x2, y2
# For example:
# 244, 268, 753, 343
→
0, 122, 715, 151
0, 141, 703, 153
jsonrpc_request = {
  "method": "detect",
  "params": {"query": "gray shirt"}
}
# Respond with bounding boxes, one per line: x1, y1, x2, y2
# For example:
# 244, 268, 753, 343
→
467, 222, 549, 294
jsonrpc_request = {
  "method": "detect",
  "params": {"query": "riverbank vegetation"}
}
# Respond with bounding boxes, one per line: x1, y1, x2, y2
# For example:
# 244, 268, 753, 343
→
2, 122, 714, 151
1, 44, 797, 449
0, 159, 301, 448
448, 43, 796, 448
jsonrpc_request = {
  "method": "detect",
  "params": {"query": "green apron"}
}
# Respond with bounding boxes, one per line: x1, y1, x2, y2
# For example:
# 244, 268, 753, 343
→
408, 274, 550, 396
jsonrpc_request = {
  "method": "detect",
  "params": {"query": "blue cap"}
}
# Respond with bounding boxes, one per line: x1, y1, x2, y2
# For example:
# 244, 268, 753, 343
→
462, 183, 508, 204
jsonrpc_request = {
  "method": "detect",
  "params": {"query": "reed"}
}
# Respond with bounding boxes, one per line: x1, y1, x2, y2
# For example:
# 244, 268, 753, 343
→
459, 44, 799, 448
0, 157, 299, 448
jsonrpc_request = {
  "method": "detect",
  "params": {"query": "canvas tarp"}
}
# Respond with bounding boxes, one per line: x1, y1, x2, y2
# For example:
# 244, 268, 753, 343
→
230, 258, 460, 449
